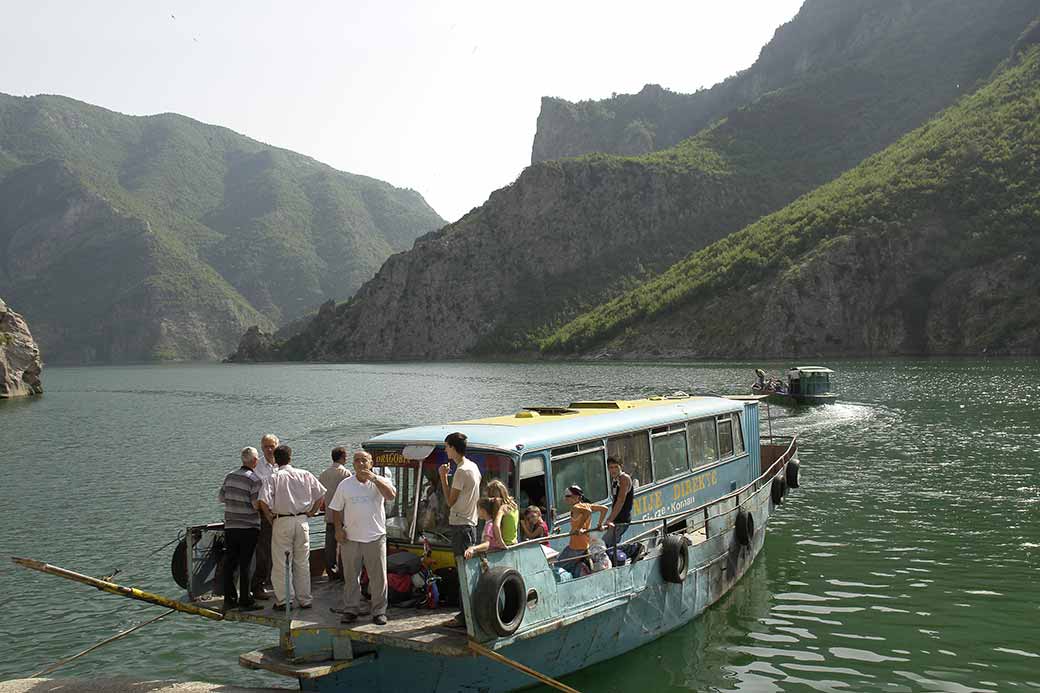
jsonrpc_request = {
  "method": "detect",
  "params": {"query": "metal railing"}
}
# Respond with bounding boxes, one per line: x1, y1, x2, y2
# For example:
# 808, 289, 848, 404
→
494, 435, 798, 563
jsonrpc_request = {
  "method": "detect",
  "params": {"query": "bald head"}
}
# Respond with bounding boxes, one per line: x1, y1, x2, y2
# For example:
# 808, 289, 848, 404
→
352, 450, 373, 473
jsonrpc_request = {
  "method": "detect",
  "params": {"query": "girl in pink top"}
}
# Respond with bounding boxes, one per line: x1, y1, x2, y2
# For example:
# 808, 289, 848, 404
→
464, 498, 505, 557
521, 505, 550, 546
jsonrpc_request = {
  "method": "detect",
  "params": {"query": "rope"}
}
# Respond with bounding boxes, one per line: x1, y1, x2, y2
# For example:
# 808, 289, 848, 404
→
30, 608, 175, 678
469, 640, 582, 693
100, 531, 184, 582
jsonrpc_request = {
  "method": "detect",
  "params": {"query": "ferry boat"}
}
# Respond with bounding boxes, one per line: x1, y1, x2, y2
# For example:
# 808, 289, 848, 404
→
14, 393, 801, 692
753, 366, 838, 405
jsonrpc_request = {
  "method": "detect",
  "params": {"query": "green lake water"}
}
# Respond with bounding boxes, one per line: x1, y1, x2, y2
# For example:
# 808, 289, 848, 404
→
0, 360, 1037, 691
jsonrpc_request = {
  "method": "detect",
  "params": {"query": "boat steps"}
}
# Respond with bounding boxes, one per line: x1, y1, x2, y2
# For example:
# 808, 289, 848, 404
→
239, 646, 375, 679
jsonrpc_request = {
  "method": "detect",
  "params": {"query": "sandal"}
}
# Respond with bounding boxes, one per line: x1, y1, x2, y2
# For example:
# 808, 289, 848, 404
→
443, 616, 467, 629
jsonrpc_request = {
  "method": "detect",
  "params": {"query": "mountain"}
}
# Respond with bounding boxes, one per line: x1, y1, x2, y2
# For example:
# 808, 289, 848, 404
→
532, 0, 1034, 163
0, 94, 444, 363
239, 0, 1038, 362
544, 33, 1040, 358
0, 297, 42, 398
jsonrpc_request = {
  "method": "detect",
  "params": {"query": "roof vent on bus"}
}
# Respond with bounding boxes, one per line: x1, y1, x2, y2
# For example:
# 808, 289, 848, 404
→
568, 400, 629, 409
517, 407, 579, 418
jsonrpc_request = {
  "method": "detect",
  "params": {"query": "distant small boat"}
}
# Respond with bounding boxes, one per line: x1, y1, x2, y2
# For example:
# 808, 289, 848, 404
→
752, 366, 838, 405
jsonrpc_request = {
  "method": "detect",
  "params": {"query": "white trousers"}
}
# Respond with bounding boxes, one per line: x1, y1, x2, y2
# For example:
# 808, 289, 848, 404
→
271, 516, 312, 606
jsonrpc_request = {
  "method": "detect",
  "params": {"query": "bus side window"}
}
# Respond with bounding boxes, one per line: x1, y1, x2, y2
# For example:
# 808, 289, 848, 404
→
519, 453, 547, 518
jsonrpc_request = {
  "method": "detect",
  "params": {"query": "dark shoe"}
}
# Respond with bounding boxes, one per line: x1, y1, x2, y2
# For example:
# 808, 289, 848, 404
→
340, 612, 358, 624
372, 614, 387, 626
252, 589, 273, 600
222, 598, 238, 612
238, 601, 263, 612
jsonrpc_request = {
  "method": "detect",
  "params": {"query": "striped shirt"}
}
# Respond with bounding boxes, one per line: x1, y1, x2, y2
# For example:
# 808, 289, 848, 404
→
219, 466, 262, 529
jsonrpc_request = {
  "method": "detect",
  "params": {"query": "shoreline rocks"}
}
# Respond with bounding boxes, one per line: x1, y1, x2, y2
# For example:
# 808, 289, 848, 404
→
0, 298, 43, 398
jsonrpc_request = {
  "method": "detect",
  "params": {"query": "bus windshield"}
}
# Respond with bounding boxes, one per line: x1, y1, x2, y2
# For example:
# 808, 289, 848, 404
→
371, 446, 515, 547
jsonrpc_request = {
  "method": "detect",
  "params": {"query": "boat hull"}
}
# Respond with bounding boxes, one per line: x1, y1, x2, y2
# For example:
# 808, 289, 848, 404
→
300, 463, 782, 693
762, 392, 838, 406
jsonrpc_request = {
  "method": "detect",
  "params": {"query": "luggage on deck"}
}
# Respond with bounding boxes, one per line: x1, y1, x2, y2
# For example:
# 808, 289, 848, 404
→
387, 550, 423, 575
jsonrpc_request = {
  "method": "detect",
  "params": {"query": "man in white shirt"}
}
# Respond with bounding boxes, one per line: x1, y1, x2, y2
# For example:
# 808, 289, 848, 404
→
319, 447, 352, 580
438, 432, 480, 628
250, 433, 280, 598
329, 450, 397, 626
258, 444, 326, 609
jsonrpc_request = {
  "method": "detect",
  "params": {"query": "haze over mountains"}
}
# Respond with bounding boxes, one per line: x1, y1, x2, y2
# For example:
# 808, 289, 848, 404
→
0, 95, 443, 363
237, 0, 1039, 362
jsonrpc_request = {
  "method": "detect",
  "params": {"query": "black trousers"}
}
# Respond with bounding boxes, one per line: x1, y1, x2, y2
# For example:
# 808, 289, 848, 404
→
251, 516, 272, 591
324, 523, 340, 578
449, 525, 477, 624
224, 527, 259, 604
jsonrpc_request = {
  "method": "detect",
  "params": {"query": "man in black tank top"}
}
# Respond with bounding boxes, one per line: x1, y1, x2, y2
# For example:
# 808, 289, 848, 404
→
605, 457, 633, 564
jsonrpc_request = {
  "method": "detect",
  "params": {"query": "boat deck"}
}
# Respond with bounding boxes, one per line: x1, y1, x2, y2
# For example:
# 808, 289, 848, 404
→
200, 576, 471, 656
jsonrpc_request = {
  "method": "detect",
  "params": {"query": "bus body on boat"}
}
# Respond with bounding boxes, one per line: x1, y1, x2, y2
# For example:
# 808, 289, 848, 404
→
363, 394, 764, 567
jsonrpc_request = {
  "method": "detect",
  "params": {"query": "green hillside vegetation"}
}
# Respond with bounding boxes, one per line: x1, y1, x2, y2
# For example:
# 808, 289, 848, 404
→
477, 1, 1039, 354
0, 95, 443, 362
542, 40, 1040, 355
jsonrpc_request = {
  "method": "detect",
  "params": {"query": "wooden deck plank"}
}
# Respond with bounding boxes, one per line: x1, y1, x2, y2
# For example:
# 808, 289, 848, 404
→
203, 577, 471, 656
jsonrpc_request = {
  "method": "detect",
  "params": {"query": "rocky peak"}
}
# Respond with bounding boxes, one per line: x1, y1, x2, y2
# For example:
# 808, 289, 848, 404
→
0, 297, 43, 398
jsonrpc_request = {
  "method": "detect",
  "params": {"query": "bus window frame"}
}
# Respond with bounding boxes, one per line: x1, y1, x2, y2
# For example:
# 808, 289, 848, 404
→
548, 442, 609, 524
717, 415, 735, 460
649, 423, 690, 482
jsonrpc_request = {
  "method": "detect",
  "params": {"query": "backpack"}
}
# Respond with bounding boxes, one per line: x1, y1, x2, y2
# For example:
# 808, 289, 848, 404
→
387, 550, 423, 575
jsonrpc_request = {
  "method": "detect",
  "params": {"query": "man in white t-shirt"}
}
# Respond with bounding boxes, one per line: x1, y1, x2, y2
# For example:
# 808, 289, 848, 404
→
329, 450, 397, 626
438, 431, 480, 628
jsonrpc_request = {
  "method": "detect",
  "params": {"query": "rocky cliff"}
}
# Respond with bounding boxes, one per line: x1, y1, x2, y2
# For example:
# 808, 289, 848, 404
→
0, 94, 444, 363
545, 42, 1040, 358
532, 0, 1036, 162
0, 298, 42, 398
243, 0, 1038, 363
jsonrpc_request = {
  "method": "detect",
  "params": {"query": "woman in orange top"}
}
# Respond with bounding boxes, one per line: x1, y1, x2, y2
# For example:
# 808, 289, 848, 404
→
556, 484, 608, 577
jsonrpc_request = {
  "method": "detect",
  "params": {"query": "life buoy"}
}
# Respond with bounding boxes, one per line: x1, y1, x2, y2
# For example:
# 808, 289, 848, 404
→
171, 538, 188, 589
771, 476, 786, 505
660, 534, 689, 584
786, 460, 801, 489
473, 566, 526, 637
736, 509, 755, 546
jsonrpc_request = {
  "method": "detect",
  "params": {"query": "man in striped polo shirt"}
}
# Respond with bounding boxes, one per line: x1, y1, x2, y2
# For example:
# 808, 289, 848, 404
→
218, 447, 264, 611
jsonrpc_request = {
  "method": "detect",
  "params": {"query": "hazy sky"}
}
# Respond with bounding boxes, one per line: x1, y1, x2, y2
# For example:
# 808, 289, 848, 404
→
1, 1, 804, 222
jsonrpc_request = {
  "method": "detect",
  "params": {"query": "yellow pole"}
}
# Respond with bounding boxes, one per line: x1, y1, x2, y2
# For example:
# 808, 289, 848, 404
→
11, 556, 224, 621
468, 640, 582, 693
